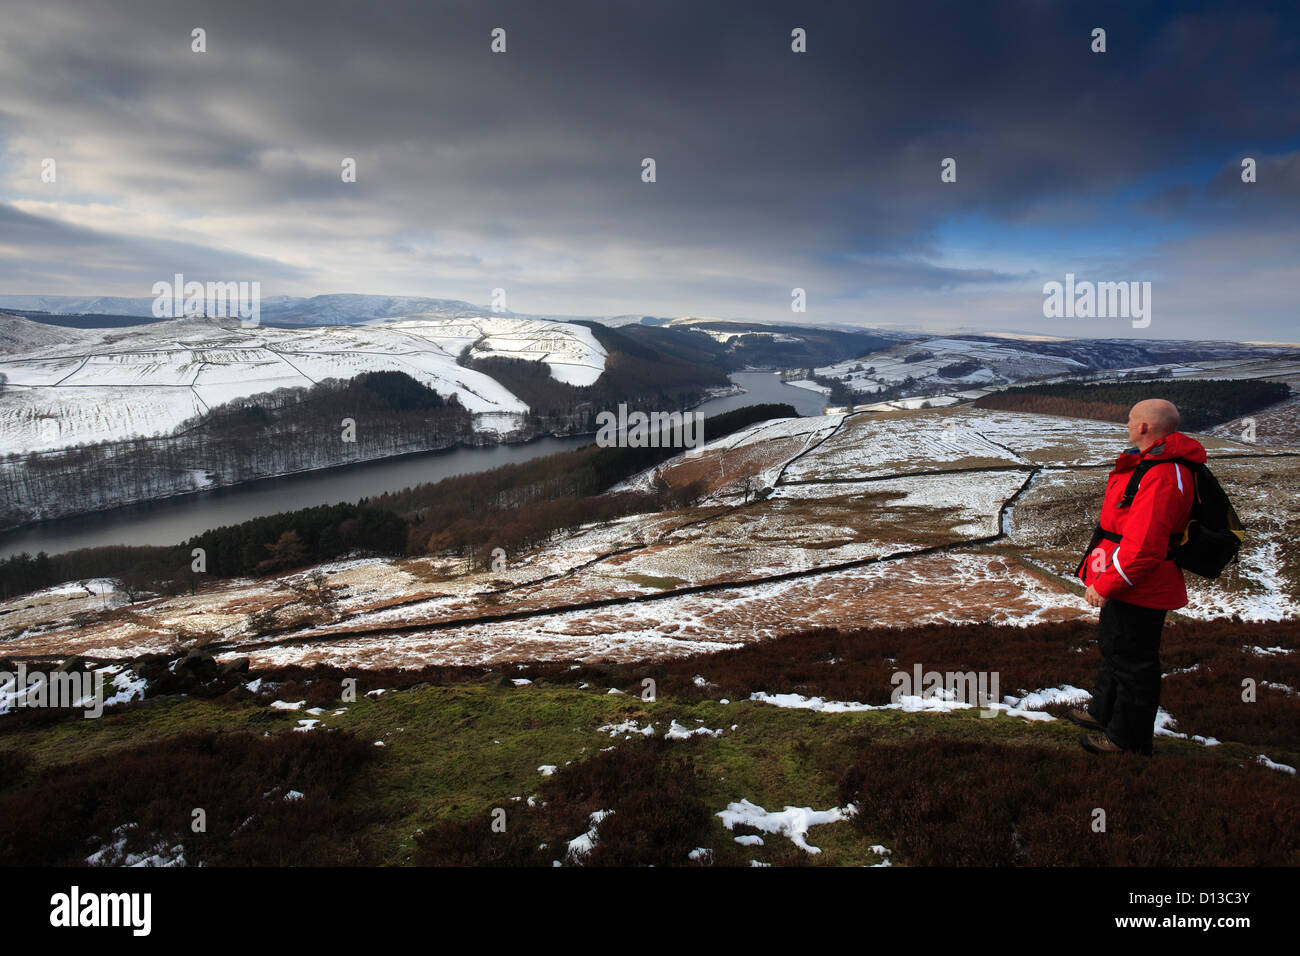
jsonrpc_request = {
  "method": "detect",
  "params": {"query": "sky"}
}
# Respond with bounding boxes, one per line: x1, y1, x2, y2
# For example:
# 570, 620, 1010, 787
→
1, 0, 1298, 340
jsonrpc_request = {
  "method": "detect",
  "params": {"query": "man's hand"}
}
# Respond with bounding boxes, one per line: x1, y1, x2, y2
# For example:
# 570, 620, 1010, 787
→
1084, 585, 1108, 608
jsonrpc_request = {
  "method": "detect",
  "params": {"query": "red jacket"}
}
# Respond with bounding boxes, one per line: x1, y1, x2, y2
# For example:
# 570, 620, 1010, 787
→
1078, 431, 1204, 610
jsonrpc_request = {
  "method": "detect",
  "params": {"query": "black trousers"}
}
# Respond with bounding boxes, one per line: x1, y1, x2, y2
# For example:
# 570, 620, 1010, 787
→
1087, 598, 1168, 755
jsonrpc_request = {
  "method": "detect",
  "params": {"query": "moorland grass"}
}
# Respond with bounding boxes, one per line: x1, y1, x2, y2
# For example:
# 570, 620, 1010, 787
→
1, 618, 1295, 866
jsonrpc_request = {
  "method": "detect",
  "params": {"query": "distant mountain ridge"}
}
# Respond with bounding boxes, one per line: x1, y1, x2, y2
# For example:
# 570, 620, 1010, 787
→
0, 293, 491, 325
0, 294, 898, 337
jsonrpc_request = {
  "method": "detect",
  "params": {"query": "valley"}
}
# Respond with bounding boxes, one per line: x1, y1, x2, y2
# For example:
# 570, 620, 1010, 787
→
3, 313, 1297, 869
4, 404, 1294, 669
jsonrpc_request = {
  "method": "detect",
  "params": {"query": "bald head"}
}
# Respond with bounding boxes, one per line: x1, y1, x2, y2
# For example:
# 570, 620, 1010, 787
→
1126, 399, 1181, 450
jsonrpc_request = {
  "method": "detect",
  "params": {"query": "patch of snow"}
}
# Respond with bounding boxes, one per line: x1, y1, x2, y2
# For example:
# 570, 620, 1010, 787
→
717, 798, 857, 854
665, 719, 722, 739
750, 688, 1071, 722
785, 379, 832, 396
565, 809, 614, 863
867, 844, 893, 867
85, 823, 186, 867
1256, 754, 1296, 775
1153, 708, 1220, 746
596, 719, 655, 738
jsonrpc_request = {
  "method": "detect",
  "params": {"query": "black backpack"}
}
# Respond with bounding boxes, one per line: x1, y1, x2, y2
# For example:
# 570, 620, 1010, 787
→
1081, 458, 1245, 580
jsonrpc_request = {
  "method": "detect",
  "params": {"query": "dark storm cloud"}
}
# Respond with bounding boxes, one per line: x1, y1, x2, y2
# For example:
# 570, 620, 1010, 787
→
0, 0, 1297, 335
1137, 150, 1300, 221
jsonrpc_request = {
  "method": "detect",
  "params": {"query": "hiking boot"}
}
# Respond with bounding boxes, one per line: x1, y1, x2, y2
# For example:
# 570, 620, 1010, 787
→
1079, 733, 1126, 755
1066, 708, 1104, 731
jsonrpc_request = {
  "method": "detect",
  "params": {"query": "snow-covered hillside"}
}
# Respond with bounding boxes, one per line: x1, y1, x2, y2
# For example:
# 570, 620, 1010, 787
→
811, 338, 1085, 399
0, 314, 606, 453
0, 313, 91, 352
804, 335, 1300, 411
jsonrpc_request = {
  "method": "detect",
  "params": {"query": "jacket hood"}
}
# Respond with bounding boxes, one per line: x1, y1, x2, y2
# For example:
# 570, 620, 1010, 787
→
1115, 430, 1207, 471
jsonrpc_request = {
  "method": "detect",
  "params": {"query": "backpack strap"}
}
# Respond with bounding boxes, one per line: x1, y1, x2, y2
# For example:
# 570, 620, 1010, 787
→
1118, 457, 1199, 508
1112, 457, 1202, 561
1076, 522, 1124, 579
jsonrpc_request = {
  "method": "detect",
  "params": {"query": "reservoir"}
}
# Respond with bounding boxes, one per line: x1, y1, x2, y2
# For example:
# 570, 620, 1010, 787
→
0, 371, 825, 557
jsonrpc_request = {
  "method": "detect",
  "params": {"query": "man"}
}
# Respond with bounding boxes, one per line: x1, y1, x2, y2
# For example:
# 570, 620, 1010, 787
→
1071, 398, 1202, 756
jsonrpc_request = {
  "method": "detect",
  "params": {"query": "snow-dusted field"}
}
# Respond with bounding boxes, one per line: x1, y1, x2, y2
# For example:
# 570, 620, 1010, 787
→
807, 336, 1300, 409
784, 406, 1267, 481
211, 551, 1091, 670
0, 314, 606, 453
3, 402, 1297, 668
773, 469, 1029, 536
811, 337, 1086, 396
613, 413, 844, 497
